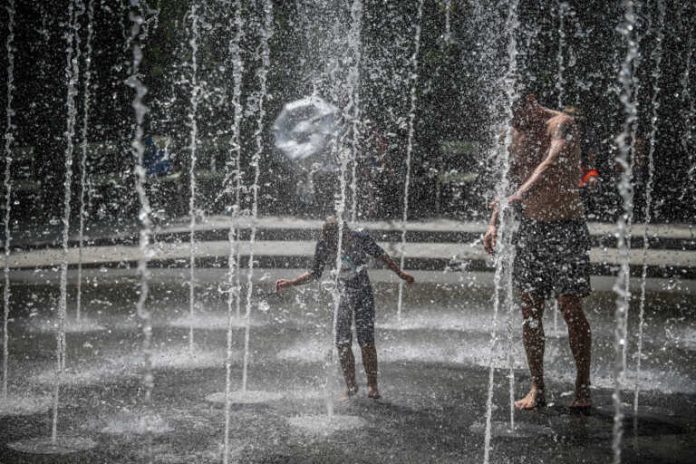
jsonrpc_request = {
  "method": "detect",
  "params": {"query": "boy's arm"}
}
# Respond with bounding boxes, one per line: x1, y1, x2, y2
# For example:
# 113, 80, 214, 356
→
276, 271, 315, 292
483, 203, 499, 255
510, 119, 574, 202
378, 254, 415, 284
276, 241, 325, 292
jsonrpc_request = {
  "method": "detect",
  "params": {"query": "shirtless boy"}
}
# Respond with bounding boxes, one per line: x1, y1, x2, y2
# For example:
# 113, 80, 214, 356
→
484, 94, 592, 411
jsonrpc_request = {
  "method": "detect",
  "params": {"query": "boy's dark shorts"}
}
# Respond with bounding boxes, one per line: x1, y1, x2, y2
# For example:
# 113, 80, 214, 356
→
513, 218, 592, 299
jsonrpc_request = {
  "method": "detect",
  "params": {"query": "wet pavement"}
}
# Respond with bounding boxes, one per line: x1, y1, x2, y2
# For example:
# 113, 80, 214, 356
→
0, 273, 695, 463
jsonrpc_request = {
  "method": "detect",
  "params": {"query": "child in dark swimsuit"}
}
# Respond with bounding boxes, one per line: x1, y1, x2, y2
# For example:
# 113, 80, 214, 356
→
276, 217, 415, 399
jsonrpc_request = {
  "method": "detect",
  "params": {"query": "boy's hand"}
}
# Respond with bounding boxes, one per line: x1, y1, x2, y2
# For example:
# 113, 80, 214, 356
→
506, 192, 523, 204
483, 225, 497, 255
399, 271, 415, 284
275, 279, 292, 293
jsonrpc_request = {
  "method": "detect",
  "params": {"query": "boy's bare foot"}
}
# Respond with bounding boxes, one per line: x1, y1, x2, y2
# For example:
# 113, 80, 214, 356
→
569, 398, 591, 412
367, 385, 381, 400
514, 385, 546, 410
569, 385, 591, 413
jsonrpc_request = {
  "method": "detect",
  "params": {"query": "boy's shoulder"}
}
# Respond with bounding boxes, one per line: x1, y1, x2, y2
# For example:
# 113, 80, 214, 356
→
352, 229, 381, 247
352, 228, 371, 239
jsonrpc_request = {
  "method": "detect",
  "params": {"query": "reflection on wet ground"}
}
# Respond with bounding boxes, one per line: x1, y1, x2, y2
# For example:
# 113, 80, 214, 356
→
0, 278, 694, 463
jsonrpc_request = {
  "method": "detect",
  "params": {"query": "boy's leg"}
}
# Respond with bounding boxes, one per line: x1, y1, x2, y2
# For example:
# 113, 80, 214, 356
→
555, 221, 592, 410
558, 294, 592, 409
336, 296, 357, 395
338, 345, 357, 396
360, 344, 380, 399
516, 292, 547, 409
355, 287, 379, 399
512, 220, 548, 409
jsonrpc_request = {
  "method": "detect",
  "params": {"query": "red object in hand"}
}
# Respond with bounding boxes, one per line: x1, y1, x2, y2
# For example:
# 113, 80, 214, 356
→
579, 169, 599, 187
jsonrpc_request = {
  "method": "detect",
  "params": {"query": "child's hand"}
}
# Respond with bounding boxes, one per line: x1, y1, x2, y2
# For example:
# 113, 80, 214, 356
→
400, 272, 415, 284
275, 279, 292, 293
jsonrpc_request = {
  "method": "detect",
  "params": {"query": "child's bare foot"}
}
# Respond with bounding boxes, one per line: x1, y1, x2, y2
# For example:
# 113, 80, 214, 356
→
367, 385, 381, 399
339, 386, 358, 402
514, 385, 546, 410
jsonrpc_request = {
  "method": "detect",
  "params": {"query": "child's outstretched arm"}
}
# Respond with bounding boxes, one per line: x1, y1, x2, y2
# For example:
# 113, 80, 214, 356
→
277, 239, 328, 293
275, 271, 316, 293
378, 254, 415, 284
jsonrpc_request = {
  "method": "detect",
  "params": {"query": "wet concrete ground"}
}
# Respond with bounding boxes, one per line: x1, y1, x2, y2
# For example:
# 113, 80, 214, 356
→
0, 274, 694, 463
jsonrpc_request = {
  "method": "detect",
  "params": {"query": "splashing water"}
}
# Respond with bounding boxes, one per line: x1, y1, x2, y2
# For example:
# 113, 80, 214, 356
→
621, 0, 645, 315
223, 224, 238, 464
273, 96, 340, 163
2, 0, 16, 401
75, 0, 96, 324
678, 22, 694, 205
444, 0, 452, 44
126, 4, 161, 463
315, 2, 366, 419
567, 10, 582, 106
223, 0, 245, 217
118, 0, 128, 46
289, 1, 365, 419
326, 141, 350, 419
8, 437, 97, 456
551, 299, 559, 335
129, 0, 155, 405
228, 0, 245, 329
396, 0, 424, 323
483, 0, 521, 461
101, 410, 173, 435
634, 0, 665, 423
187, 3, 201, 354
555, 1, 567, 109
242, 0, 273, 394
288, 415, 366, 435
504, 238, 517, 431
207, 390, 282, 405
223, 1, 244, 462
347, 0, 363, 223
612, 1, 640, 462
58, 0, 85, 373
52, 0, 84, 443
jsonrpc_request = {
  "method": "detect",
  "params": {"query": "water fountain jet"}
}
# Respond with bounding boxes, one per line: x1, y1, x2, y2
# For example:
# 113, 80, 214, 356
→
633, 0, 665, 425
481, 0, 523, 461
74, 0, 97, 327
1, 0, 15, 406
612, 1, 641, 462
97, 0, 171, 452
395, 0, 424, 324
187, 2, 200, 356
7, 0, 96, 452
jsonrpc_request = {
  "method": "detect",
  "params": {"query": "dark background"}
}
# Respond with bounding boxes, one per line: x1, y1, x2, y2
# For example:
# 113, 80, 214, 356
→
0, 0, 694, 232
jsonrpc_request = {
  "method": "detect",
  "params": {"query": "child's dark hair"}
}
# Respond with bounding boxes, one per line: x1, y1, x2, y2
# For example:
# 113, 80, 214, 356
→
321, 216, 350, 252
